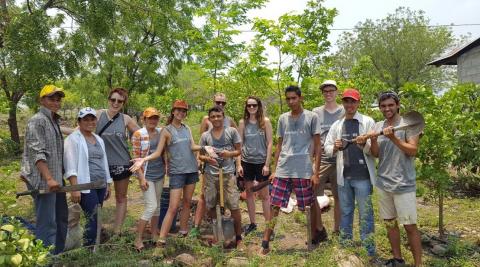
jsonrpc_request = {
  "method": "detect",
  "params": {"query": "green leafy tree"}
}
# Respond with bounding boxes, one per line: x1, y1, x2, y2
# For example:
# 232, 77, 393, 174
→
0, 1, 64, 144
402, 83, 454, 237
253, 0, 336, 112
333, 7, 455, 91
191, 0, 266, 92
67, 0, 199, 112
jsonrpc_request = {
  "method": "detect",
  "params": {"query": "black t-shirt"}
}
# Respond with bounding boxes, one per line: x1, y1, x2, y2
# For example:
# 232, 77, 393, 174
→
342, 119, 369, 180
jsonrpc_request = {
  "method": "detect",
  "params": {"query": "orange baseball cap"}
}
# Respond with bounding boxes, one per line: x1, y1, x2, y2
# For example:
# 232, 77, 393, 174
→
143, 107, 160, 118
342, 88, 361, 101
172, 99, 189, 110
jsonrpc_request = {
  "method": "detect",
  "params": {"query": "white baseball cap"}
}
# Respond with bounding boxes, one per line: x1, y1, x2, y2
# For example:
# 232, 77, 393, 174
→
78, 107, 97, 119
319, 80, 338, 90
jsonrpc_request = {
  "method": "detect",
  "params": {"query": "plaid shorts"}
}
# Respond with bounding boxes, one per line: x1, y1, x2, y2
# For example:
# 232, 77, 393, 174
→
270, 177, 313, 211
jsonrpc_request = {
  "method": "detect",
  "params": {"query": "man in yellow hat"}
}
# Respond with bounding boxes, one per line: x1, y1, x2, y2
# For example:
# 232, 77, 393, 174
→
21, 84, 68, 254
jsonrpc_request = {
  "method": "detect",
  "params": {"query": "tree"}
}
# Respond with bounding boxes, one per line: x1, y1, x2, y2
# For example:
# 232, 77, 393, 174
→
190, 0, 266, 92
1, 1, 64, 144
253, 0, 336, 112
66, 0, 200, 112
332, 7, 455, 91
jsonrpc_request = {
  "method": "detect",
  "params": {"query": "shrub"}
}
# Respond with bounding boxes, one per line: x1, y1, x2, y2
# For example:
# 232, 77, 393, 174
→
0, 218, 51, 266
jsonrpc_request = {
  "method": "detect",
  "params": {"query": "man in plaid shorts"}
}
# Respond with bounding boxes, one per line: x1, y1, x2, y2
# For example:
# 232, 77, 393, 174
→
260, 85, 321, 255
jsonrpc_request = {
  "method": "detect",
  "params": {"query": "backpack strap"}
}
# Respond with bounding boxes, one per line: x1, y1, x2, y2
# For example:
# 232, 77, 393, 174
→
98, 112, 120, 136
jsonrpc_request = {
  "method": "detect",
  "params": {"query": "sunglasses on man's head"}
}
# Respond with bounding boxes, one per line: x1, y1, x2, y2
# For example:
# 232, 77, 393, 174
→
379, 91, 399, 101
215, 101, 226, 106
109, 98, 125, 104
246, 104, 258, 108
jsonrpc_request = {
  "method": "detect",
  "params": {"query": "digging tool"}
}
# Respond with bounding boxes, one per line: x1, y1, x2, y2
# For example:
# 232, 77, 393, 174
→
306, 206, 313, 251
247, 179, 271, 193
16, 180, 105, 198
93, 203, 102, 253
339, 111, 425, 150
211, 160, 236, 247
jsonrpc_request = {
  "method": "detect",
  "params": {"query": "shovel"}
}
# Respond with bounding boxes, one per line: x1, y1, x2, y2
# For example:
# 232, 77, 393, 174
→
339, 111, 425, 150
212, 161, 235, 247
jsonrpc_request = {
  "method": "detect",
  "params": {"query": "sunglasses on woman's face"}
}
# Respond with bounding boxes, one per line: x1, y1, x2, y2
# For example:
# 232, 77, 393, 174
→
247, 104, 258, 108
109, 98, 125, 104
215, 101, 226, 106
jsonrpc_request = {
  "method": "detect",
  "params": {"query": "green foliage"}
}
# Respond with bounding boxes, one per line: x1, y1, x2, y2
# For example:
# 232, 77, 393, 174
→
426, 236, 479, 267
67, 0, 199, 93
333, 7, 455, 91
0, 218, 51, 266
441, 83, 480, 171
191, 0, 266, 90
0, 161, 20, 215
252, 0, 336, 112
0, 130, 20, 159
1, 3, 66, 142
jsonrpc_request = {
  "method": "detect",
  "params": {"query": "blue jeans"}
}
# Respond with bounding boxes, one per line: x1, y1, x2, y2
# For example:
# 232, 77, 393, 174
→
80, 188, 106, 246
338, 179, 375, 256
34, 192, 68, 254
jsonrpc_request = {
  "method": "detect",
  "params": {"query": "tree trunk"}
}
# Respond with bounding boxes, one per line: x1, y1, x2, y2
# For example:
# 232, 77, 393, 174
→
276, 48, 283, 113
438, 189, 445, 239
7, 99, 20, 144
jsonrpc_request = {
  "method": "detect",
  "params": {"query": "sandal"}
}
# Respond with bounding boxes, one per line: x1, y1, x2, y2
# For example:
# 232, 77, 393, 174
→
156, 239, 167, 248
134, 243, 145, 252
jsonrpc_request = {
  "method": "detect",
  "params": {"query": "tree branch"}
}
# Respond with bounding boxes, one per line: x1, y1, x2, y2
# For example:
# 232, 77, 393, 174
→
26, 0, 32, 14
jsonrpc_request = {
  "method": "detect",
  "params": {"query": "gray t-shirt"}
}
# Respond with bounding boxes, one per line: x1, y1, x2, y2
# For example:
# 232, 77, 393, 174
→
312, 106, 344, 163
241, 121, 267, 164
342, 119, 369, 180
87, 141, 107, 182
200, 127, 241, 175
166, 124, 198, 175
96, 111, 131, 166
275, 110, 321, 179
375, 118, 417, 193
145, 134, 165, 181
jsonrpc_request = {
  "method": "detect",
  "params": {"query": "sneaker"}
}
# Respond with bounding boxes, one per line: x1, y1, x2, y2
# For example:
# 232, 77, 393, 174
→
312, 227, 328, 245
244, 223, 257, 236
188, 227, 201, 239
384, 258, 405, 267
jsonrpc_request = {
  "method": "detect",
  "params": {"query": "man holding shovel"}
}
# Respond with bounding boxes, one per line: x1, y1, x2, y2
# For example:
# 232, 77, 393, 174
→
260, 85, 321, 255
20, 85, 68, 254
191, 93, 237, 238
199, 106, 243, 247
369, 91, 422, 267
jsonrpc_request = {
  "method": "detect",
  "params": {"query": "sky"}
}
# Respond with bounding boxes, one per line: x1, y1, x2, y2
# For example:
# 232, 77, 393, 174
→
240, 0, 480, 57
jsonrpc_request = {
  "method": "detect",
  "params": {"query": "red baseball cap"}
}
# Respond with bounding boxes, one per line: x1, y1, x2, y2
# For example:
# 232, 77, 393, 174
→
172, 99, 189, 110
342, 88, 361, 101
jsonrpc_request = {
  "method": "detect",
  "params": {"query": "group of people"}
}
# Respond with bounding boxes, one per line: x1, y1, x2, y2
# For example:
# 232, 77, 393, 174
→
21, 81, 422, 266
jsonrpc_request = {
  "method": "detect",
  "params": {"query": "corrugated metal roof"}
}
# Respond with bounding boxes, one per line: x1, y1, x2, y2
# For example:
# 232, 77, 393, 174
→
428, 36, 480, 66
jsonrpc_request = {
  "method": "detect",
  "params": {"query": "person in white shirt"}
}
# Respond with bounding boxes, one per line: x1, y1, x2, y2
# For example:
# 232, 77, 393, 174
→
64, 107, 112, 247
324, 88, 376, 257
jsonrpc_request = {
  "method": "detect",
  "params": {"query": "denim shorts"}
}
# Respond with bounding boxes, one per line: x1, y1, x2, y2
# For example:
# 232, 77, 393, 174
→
169, 172, 199, 189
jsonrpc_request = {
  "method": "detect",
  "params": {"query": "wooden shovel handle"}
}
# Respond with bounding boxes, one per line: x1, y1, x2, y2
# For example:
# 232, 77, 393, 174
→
219, 169, 224, 208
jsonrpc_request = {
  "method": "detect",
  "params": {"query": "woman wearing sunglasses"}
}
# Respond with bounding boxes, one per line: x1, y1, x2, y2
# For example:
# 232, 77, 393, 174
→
236, 96, 273, 235
96, 87, 140, 234
130, 100, 202, 247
